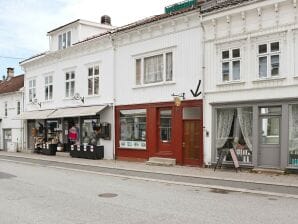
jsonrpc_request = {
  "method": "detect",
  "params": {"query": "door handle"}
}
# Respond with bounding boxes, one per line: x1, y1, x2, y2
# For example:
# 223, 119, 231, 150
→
182, 142, 186, 148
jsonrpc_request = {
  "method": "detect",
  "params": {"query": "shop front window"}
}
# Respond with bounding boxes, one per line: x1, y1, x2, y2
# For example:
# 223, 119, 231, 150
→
120, 109, 146, 150
81, 118, 101, 146
216, 107, 253, 164
289, 105, 298, 166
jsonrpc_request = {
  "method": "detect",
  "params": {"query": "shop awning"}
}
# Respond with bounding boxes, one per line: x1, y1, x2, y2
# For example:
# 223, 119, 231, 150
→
47, 105, 108, 119
16, 109, 56, 120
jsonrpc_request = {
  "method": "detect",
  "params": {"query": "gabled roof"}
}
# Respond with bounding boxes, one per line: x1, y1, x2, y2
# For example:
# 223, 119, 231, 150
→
0, 75, 24, 94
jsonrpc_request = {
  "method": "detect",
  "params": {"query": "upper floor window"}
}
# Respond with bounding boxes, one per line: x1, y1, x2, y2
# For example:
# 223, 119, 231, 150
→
221, 48, 241, 82
65, 71, 75, 98
4, 102, 8, 117
135, 52, 173, 86
45, 75, 53, 101
58, 31, 71, 50
88, 65, 100, 95
28, 79, 36, 102
258, 42, 280, 78
17, 101, 21, 115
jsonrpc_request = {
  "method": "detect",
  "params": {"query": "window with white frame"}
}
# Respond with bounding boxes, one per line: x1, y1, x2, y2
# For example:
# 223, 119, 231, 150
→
135, 51, 173, 85
88, 65, 100, 95
258, 42, 280, 78
45, 75, 53, 101
221, 48, 241, 82
28, 79, 36, 102
4, 102, 8, 117
58, 31, 71, 50
17, 101, 21, 115
65, 71, 75, 98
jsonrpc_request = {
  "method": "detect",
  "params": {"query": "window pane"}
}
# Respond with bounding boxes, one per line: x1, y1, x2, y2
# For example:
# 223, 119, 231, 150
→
94, 66, 99, 75
66, 73, 69, 80
71, 72, 75, 79
160, 110, 172, 142
261, 117, 280, 144
222, 50, 229, 59
45, 76, 48, 84
88, 67, 93, 76
144, 54, 163, 84
82, 118, 101, 146
222, 62, 229, 81
271, 42, 279, 52
88, 78, 93, 95
259, 44, 267, 54
94, 77, 99, 95
49, 76, 53, 83
120, 109, 147, 150
49, 85, 53, 99
260, 107, 282, 115
166, 52, 173, 81
136, 59, 141, 85
232, 61, 240, 80
33, 80, 36, 87
45, 86, 48, 100
70, 81, 75, 97
29, 80, 32, 88
65, 82, 69, 97
67, 31, 71, 47
63, 33, 66, 48
289, 105, 298, 166
183, 107, 201, 120
232, 49, 240, 58
271, 55, 279, 76
259, 56, 267, 78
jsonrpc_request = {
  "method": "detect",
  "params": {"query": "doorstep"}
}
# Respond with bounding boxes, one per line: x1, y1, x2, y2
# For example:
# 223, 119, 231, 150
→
146, 157, 176, 166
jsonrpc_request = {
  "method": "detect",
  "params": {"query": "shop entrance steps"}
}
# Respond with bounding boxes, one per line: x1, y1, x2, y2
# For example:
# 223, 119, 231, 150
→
252, 168, 285, 175
146, 157, 176, 166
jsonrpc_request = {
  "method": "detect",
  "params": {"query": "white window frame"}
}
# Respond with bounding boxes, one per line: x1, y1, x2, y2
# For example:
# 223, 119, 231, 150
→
58, 30, 71, 50
45, 75, 53, 101
257, 41, 281, 79
134, 50, 174, 86
28, 79, 36, 102
87, 64, 100, 96
220, 48, 241, 82
65, 71, 75, 98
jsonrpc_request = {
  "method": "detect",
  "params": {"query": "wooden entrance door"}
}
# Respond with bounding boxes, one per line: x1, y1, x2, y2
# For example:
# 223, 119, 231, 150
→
183, 120, 201, 165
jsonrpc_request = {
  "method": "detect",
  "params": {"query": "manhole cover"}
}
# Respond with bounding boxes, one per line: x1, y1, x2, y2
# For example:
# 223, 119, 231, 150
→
98, 193, 118, 198
209, 188, 230, 194
0, 172, 16, 179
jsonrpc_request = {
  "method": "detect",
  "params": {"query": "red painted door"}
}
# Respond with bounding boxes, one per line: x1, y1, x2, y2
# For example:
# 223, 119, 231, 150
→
156, 108, 173, 156
183, 120, 201, 166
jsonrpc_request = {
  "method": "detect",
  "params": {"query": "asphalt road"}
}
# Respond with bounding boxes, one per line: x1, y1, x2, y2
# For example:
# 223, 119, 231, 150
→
1, 160, 298, 224
1, 155, 298, 196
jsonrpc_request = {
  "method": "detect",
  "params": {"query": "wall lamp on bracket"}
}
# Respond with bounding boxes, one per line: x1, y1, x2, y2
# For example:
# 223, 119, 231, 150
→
73, 93, 85, 103
32, 98, 42, 108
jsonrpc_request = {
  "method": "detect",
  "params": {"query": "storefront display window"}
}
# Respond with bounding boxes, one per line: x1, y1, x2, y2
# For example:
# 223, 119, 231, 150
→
289, 105, 298, 166
216, 107, 253, 164
81, 118, 101, 146
120, 109, 146, 150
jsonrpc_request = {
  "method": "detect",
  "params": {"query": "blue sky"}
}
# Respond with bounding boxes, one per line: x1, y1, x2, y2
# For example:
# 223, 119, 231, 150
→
0, 0, 179, 77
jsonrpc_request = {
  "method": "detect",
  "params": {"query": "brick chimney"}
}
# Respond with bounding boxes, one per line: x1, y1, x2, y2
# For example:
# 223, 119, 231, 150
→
7, 67, 14, 79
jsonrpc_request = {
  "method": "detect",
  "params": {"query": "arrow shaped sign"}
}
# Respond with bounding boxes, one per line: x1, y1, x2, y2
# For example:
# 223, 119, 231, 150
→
190, 80, 202, 97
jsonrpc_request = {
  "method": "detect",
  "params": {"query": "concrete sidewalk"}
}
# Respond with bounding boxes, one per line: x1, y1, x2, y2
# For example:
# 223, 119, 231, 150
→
0, 151, 297, 187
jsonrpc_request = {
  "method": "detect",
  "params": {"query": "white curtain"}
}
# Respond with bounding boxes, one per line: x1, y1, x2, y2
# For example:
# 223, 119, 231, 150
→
289, 105, 298, 152
144, 54, 163, 83
216, 108, 235, 148
237, 107, 253, 151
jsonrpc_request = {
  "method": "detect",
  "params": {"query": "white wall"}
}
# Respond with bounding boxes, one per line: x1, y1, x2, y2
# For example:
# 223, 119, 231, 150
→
115, 11, 203, 106
202, 0, 298, 164
0, 92, 24, 151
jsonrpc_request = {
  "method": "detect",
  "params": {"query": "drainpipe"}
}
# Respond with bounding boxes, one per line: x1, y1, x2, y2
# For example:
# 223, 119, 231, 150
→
200, 14, 208, 166
110, 33, 117, 160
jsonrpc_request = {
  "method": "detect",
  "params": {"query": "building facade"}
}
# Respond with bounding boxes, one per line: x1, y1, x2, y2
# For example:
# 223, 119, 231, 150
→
0, 68, 24, 152
113, 9, 204, 166
20, 18, 115, 159
201, 0, 298, 169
